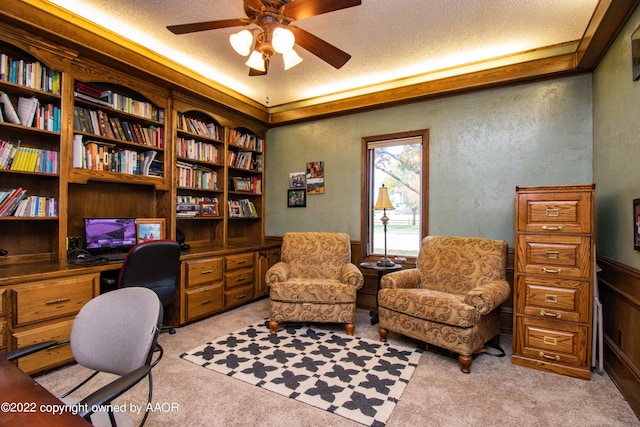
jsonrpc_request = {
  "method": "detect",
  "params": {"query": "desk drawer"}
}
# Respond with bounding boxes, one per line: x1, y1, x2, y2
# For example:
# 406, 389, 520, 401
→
517, 190, 592, 233
515, 276, 590, 323
185, 257, 223, 288
517, 235, 590, 279
186, 283, 223, 321
225, 285, 254, 309
225, 268, 254, 290
515, 316, 588, 367
13, 274, 96, 327
13, 319, 74, 374
226, 253, 254, 271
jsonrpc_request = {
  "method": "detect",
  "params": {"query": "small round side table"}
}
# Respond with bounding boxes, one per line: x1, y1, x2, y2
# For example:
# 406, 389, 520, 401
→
359, 261, 403, 325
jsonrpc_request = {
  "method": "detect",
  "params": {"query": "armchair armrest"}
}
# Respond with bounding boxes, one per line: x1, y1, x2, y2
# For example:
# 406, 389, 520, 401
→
265, 262, 290, 287
1, 340, 64, 362
380, 269, 421, 289
341, 263, 364, 289
464, 279, 511, 315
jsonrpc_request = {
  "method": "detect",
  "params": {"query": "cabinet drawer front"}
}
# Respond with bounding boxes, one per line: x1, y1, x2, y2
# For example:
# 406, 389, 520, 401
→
515, 317, 588, 366
225, 285, 254, 309
13, 274, 97, 327
185, 257, 223, 288
226, 253, 254, 271
0, 321, 6, 351
13, 319, 74, 374
0, 288, 6, 316
517, 191, 592, 233
186, 284, 224, 321
225, 268, 254, 289
516, 276, 589, 323
517, 235, 590, 279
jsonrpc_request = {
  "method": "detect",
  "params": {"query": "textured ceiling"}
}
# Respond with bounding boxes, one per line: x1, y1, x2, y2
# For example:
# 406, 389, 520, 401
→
48, 0, 599, 107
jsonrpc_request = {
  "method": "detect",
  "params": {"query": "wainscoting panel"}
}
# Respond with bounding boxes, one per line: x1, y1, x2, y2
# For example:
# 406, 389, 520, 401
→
596, 256, 640, 419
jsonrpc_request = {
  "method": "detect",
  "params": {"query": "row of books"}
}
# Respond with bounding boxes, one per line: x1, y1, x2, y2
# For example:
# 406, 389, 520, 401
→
0, 187, 57, 217
177, 137, 221, 163
75, 82, 164, 122
176, 161, 218, 190
228, 198, 258, 218
227, 129, 263, 152
0, 140, 58, 173
176, 197, 220, 217
74, 106, 164, 148
73, 135, 161, 176
0, 52, 61, 94
176, 113, 223, 140
0, 92, 61, 131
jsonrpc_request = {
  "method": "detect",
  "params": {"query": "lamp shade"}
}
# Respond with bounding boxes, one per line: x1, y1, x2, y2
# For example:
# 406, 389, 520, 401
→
229, 30, 253, 56
245, 50, 266, 71
282, 48, 303, 70
272, 27, 295, 53
374, 185, 395, 210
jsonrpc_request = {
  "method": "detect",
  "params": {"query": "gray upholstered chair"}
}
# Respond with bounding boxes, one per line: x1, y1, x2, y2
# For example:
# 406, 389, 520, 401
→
2, 287, 164, 426
266, 232, 364, 335
378, 235, 510, 373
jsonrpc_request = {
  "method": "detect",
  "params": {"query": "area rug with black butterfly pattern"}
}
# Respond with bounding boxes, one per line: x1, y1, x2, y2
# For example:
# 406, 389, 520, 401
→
180, 320, 422, 426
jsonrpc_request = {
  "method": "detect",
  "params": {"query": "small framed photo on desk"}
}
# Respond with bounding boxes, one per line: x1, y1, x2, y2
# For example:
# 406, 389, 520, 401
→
136, 218, 165, 243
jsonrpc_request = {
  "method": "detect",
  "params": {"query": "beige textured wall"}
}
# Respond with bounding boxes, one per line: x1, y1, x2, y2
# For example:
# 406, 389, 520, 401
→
265, 75, 593, 246
593, 6, 640, 267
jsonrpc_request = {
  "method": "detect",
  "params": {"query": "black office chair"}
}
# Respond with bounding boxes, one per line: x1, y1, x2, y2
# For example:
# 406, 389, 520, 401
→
118, 239, 181, 334
2, 287, 163, 426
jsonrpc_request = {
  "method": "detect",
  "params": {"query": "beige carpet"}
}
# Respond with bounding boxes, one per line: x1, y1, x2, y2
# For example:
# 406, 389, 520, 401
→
37, 298, 640, 426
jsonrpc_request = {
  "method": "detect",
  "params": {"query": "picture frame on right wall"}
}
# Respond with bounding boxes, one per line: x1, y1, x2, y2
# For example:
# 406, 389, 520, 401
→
634, 198, 640, 250
632, 25, 640, 80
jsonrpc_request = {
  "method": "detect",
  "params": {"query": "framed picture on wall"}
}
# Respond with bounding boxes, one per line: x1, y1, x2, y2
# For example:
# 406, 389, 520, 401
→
288, 189, 306, 207
289, 172, 306, 188
634, 199, 640, 250
632, 25, 640, 80
136, 218, 166, 243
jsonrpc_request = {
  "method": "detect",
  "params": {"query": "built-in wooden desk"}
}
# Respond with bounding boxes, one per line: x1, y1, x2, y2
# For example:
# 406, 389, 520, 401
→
0, 357, 91, 426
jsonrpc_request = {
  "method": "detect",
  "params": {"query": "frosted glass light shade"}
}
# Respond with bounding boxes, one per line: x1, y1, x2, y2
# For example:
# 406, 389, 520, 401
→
230, 30, 253, 56
245, 50, 266, 71
272, 27, 295, 53
282, 49, 303, 70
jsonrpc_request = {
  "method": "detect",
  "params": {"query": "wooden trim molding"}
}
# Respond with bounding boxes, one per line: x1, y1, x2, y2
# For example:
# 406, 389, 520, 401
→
596, 255, 640, 419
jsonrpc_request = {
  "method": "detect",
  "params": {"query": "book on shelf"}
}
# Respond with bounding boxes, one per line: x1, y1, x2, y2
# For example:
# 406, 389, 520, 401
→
17, 96, 38, 127
0, 187, 26, 216
140, 150, 157, 176
0, 91, 20, 124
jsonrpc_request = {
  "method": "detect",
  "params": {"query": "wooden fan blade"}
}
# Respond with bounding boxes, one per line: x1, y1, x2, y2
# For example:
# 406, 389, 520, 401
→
289, 26, 351, 69
284, 0, 361, 21
243, 0, 264, 11
167, 18, 249, 35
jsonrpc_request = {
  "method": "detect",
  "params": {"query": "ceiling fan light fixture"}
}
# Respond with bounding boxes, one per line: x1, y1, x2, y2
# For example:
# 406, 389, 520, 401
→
230, 29, 254, 56
272, 27, 295, 54
246, 50, 266, 71
282, 48, 303, 70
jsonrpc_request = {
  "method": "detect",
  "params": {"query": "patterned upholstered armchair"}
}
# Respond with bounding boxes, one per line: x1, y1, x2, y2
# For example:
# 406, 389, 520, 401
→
266, 232, 364, 335
378, 236, 510, 373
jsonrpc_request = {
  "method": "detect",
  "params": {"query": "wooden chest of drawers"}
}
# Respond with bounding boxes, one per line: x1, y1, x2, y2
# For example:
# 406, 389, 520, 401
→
224, 253, 254, 309
512, 184, 594, 379
182, 257, 224, 323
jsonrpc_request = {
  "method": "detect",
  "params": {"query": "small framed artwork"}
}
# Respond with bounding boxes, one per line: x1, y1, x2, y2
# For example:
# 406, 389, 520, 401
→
233, 177, 251, 192
289, 172, 306, 188
200, 201, 219, 217
633, 25, 640, 81
288, 189, 306, 207
136, 218, 166, 243
306, 161, 325, 195
634, 199, 640, 250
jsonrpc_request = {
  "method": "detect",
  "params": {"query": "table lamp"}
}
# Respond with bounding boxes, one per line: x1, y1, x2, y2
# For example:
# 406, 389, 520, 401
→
374, 184, 395, 266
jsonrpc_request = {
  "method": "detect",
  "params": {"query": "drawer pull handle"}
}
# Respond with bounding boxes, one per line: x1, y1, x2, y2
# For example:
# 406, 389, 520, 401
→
540, 309, 561, 318
236, 260, 247, 264
545, 208, 560, 217
541, 267, 562, 274
545, 251, 560, 260
539, 351, 560, 361
541, 225, 564, 231
544, 294, 558, 303
236, 294, 247, 300
201, 300, 213, 305
201, 270, 214, 275
45, 298, 70, 305
237, 277, 246, 281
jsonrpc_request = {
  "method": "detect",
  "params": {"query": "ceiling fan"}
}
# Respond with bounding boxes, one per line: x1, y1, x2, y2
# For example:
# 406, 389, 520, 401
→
167, 0, 361, 75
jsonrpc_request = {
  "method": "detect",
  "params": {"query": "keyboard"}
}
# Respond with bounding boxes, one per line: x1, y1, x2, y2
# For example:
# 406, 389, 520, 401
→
99, 252, 127, 262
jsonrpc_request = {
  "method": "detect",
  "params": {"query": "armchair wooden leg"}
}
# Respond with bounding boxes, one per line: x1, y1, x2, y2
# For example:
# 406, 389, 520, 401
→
345, 323, 355, 336
379, 327, 388, 342
269, 320, 279, 334
458, 354, 472, 374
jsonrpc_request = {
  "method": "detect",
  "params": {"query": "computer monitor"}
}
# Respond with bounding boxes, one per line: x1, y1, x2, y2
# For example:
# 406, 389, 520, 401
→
83, 218, 137, 253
